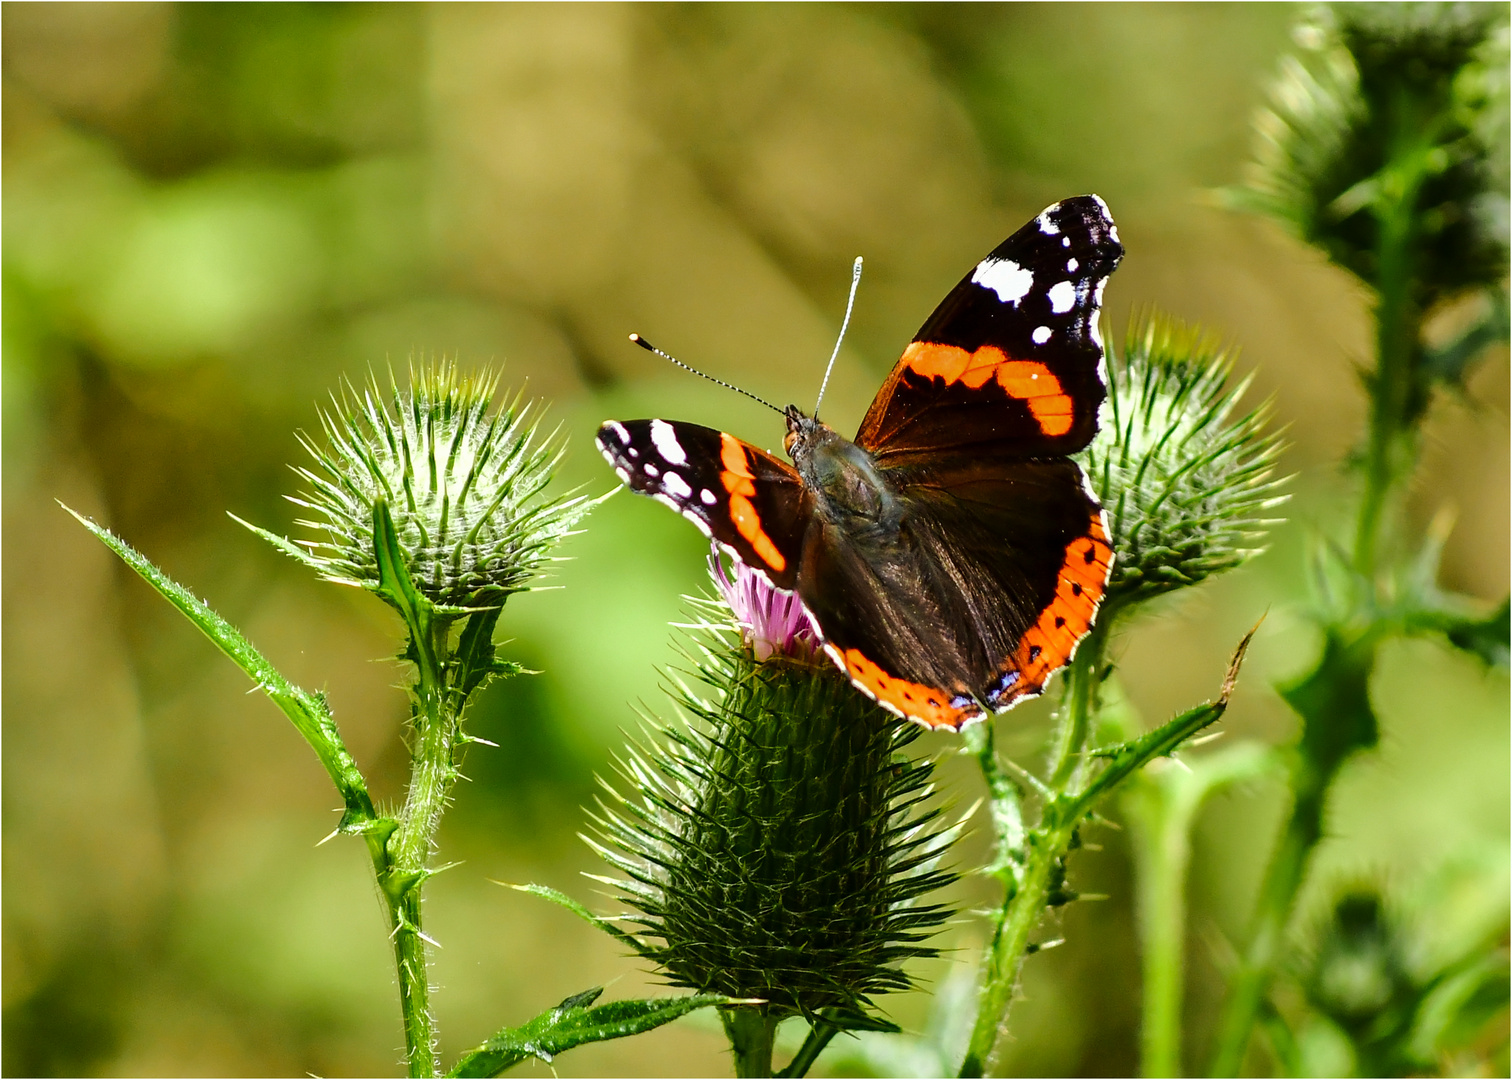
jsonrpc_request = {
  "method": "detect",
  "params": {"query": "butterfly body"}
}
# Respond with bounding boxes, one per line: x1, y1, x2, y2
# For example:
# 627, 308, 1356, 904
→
598, 196, 1123, 730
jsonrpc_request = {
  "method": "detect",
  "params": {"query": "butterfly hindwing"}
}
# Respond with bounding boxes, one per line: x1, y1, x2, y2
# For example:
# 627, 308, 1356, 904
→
798, 457, 1111, 729
857, 195, 1122, 464
596, 419, 808, 589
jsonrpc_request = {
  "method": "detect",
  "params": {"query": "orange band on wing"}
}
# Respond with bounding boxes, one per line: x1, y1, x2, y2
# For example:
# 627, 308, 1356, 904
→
830, 645, 983, 731
996, 514, 1112, 705
902, 342, 1074, 436
719, 432, 787, 573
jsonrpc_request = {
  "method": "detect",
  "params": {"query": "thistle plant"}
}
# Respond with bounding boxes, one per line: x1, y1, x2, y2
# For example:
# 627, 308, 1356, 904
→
1209, 7, 1510, 1073
580, 553, 961, 1078
956, 312, 1285, 1077
66, 362, 748, 1078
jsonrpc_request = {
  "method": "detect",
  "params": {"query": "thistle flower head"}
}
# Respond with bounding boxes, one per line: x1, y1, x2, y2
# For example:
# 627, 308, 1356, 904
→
1080, 314, 1288, 620
1230, 3, 1509, 303
284, 360, 591, 616
708, 548, 819, 661
587, 569, 959, 1022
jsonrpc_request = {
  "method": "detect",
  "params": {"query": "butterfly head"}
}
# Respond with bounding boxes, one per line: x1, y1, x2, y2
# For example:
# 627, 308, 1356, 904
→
782, 404, 818, 457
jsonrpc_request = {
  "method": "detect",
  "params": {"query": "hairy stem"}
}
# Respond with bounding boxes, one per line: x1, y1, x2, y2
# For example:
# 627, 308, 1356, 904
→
961, 627, 1109, 1076
723, 1008, 780, 1078
383, 617, 457, 1078
959, 811, 1080, 1077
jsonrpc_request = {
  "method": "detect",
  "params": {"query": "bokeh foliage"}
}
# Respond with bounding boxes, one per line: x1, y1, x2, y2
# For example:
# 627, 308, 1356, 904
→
4, 5, 1505, 1077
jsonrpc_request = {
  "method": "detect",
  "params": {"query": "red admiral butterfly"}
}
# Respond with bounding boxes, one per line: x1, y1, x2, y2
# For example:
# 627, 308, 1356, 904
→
598, 196, 1122, 730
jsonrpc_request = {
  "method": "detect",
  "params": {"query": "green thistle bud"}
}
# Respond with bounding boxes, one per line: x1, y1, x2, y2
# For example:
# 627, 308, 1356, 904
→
274, 360, 591, 616
1229, 3, 1508, 302
589, 559, 959, 1024
1080, 314, 1287, 620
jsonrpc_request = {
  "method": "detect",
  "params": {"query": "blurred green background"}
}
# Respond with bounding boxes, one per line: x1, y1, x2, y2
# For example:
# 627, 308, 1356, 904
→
3, 4, 1506, 1076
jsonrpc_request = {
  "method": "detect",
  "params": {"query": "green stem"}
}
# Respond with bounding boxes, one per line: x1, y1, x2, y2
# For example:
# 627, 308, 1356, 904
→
1131, 782, 1196, 1078
1128, 743, 1273, 1079
960, 627, 1109, 1077
383, 617, 457, 1078
1049, 621, 1109, 790
1353, 109, 1434, 581
1208, 770, 1326, 1077
1212, 102, 1436, 1078
959, 811, 1081, 1077
723, 1008, 780, 1078
778, 1015, 840, 1078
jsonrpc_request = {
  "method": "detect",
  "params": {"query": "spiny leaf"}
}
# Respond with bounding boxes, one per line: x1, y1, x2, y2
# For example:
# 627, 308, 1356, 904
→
446, 988, 734, 1077
63, 504, 380, 828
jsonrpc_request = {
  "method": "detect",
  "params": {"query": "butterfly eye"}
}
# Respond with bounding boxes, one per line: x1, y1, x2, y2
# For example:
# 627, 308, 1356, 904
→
783, 430, 798, 456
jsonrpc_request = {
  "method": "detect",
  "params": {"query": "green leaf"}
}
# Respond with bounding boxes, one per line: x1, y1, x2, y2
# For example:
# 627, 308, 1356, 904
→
1071, 620, 1259, 818
455, 606, 506, 699
1443, 598, 1510, 670
446, 988, 731, 1077
63, 504, 380, 829
1278, 628, 1380, 781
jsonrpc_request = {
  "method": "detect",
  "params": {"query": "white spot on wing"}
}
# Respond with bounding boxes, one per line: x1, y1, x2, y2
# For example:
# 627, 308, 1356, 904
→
971, 257, 1035, 305
662, 471, 692, 499
614, 466, 631, 483
1048, 280, 1076, 313
643, 462, 659, 478
1037, 209, 1061, 235
1032, 326, 1052, 345
700, 488, 717, 505
604, 420, 630, 445
1066, 258, 1079, 272
649, 419, 687, 465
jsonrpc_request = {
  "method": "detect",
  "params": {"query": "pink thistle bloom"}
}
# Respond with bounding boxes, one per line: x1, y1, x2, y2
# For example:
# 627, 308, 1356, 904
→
708, 547, 818, 661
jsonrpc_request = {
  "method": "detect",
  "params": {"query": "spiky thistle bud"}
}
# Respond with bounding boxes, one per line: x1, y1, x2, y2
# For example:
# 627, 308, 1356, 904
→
1080, 314, 1288, 621
1229, 3, 1508, 303
271, 360, 592, 618
588, 555, 959, 1026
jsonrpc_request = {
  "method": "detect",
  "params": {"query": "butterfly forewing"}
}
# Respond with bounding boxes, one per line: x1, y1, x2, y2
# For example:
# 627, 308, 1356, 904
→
857, 195, 1122, 464
596, 419, 808, 589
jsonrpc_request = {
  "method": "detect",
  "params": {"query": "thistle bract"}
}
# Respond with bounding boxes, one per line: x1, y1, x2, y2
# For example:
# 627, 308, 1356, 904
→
590, 567, 958, 1020
1080, 315, 1287, 619
283, 361, 591, 616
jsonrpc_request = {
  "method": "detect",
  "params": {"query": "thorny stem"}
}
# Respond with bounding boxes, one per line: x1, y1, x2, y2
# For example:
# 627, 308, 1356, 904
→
960, 624, 1110, 1077
1211, 98, 1437, 1079
383, 615, 457, 1078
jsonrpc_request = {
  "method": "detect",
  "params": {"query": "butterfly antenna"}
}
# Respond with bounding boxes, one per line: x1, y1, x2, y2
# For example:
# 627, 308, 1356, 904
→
814, 256, 863, 420
628, 334, 784, 415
